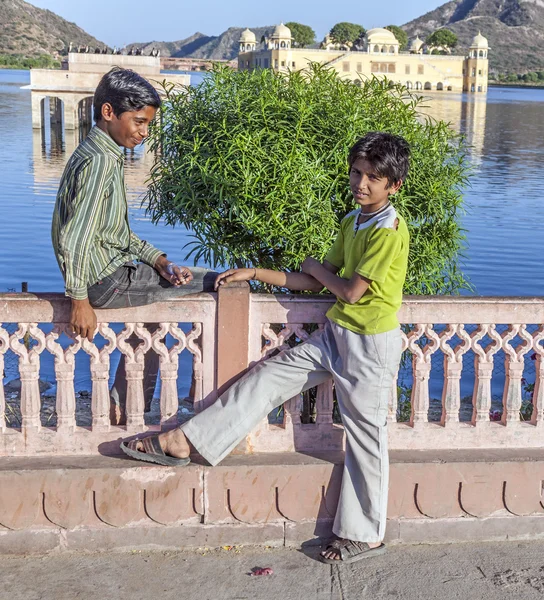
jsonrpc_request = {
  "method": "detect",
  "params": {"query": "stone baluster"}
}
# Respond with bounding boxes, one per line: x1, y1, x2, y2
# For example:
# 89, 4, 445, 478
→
151, 323, 188, 427
407, 324, 439, 427
117, 323, 152, 432
439, 324, 471, 425
261, 323, 309, 433
81, 323, 117, 431
315, 381, 334, 426
0, 327, 9, 431
186, 323, 204, 406
45, 324, 81, 432
531, 326, 544, 427
9, 324, 46, 432
284, 394, 301, 429
470, 324, 502, 424
389, 330, 408, 423
501, 324, 533, 425
261, 323, 298, 359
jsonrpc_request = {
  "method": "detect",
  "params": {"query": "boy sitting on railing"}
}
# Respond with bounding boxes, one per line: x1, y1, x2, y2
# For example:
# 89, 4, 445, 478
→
121, 131, 410, 565
51, 68, 216, 425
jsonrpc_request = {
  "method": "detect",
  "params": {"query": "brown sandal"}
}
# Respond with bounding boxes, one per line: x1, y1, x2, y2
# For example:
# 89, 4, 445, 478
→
320, 538, 386, 564
120, 435, 191, 467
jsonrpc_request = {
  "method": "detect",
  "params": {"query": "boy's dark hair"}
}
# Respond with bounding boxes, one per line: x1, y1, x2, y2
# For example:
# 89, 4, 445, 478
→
93, 67, 161, 122
348, 132, 410, 186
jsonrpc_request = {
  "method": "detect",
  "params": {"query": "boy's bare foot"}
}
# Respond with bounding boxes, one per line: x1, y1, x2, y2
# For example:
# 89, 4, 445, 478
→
130, 428, 190, 459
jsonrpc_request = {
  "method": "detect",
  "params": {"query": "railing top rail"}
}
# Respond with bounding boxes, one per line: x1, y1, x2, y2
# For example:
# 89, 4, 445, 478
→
2, 292, 544, 324
0, 292, 217, 323
251, 294, 544, 324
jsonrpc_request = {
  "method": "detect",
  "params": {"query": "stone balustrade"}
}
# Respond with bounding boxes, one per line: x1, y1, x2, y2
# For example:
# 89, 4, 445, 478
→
1, 289, 543, 457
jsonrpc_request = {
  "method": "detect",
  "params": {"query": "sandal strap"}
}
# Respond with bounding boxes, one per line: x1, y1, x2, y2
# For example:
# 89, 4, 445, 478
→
142, 435, 165, 456
327, 539, 370, 561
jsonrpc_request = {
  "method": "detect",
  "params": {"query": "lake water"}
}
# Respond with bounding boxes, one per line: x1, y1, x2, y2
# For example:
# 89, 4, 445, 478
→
0, 69, 543, 403
0, 70, 543, 296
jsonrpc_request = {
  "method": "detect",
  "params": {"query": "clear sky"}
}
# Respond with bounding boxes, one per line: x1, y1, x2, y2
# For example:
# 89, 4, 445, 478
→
29, 0, 444, 47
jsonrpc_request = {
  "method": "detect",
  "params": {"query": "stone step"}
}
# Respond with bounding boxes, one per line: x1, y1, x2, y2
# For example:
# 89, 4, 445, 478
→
1, 449, 544, 555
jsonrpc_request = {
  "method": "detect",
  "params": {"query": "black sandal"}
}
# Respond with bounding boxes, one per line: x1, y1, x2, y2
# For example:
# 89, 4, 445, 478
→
320, 538, 386, 564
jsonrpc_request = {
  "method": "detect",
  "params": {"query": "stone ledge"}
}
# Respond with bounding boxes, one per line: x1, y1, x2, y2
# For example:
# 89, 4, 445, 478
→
1, 450, 544, 554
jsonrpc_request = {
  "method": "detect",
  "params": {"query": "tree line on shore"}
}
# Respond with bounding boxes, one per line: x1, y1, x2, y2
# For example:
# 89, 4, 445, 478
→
0, 53, 60, 70
490, 70, 544, 85
284, 21, 458, 53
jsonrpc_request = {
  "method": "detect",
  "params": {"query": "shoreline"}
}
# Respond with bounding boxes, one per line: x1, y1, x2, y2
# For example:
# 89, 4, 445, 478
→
489, 81, 544, 89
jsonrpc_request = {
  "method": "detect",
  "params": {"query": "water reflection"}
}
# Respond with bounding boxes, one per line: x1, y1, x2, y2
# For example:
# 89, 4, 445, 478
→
31, 123, 155, 204
418, 93, 487, 165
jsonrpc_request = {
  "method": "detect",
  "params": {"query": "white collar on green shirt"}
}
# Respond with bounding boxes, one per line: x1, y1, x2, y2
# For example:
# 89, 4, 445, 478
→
352, 204, 397, 233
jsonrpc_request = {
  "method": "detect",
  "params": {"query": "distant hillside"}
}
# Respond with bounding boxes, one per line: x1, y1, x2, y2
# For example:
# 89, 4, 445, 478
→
128, 26, 274, 60
403, 0, 544, 72
0, 0, 105, 56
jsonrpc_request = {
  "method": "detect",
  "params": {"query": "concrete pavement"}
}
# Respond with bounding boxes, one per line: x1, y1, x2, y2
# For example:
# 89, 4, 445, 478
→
2, 540, 544, 600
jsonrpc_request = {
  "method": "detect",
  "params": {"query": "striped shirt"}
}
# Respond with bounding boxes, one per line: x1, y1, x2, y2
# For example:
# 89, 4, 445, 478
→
51, 126, 164, 300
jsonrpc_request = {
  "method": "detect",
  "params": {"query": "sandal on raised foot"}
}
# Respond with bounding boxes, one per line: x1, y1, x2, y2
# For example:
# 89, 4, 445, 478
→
320, 538, 386, 564
120, 435, 191, 467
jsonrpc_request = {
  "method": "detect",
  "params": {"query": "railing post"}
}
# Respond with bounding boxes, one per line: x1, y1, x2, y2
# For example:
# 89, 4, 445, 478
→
215, 281, 251, 398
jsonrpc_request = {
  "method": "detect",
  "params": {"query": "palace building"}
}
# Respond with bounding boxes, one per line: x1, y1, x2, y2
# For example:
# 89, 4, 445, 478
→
238, 25, 489, 93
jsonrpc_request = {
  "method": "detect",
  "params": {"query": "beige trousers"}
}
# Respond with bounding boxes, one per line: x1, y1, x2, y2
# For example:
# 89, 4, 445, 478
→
181, 320, 402, 542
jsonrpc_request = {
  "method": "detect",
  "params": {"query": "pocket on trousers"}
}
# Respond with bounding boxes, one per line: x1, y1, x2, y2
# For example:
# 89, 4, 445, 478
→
87, 278, 118, 308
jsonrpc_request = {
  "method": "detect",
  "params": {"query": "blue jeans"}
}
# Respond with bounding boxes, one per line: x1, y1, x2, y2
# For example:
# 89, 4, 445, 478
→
87, 262, 217, 420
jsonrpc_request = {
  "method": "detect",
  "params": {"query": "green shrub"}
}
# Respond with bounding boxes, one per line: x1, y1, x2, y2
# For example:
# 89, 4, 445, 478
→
146, 64, 470, 294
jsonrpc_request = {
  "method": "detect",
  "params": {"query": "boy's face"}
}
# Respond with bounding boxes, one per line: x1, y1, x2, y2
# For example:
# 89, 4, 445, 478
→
349, 158, 402, 212
99, 104, 157, 149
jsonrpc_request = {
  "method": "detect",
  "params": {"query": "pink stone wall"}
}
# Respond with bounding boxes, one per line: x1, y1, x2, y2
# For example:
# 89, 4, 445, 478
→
0, 290, 543, 456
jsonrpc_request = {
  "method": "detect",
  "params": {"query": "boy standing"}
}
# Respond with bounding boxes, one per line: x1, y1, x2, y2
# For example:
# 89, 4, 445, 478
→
121, 132, 410, 564
52, 68, 216, 423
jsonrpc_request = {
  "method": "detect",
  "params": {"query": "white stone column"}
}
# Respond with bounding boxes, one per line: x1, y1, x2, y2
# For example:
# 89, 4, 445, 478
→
31, 94, 45, 129
63, 96, 79, 130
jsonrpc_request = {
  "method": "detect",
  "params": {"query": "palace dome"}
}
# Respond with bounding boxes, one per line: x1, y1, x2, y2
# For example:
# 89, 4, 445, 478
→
367, 28, 398, 43
470, 31, 489, 49
271, 23, 292, 39
239, 28, 256, 43
408, 35, 424, 52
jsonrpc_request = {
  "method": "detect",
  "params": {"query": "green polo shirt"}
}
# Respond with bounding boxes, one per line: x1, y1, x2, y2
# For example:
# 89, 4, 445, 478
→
52, 126, 164, 300
325, 206, 409, 335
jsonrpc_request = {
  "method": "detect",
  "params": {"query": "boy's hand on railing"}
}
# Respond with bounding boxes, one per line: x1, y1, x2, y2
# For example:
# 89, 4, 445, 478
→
214, 268, 256, 290
154, 255, 193, 286
70, 298, 97, 342
301, 257, 321, 277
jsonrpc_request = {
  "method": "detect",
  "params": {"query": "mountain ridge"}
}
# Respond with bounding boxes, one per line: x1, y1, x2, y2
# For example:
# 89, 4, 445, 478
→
0, 0, 105, 56
1, 0, 543, 72
402, 0, 544, 71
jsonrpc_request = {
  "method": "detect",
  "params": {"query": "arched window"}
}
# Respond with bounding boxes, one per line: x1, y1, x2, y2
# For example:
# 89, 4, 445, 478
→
374, 45, 380, 53
415, 81, 422, 90
281, 41, 286, 48
240, 44, 245, 52
381, 46, 386, 53
437, 82, 443, 90
389, 46, 395, 54
447, 85, 452, 91
424, 81, 432, 90
406, 81, 413, 89
479, 50, 484, 57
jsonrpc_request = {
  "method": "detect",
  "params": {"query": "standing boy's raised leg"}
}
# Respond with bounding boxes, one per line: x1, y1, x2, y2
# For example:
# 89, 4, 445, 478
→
121, 325, 335, 465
